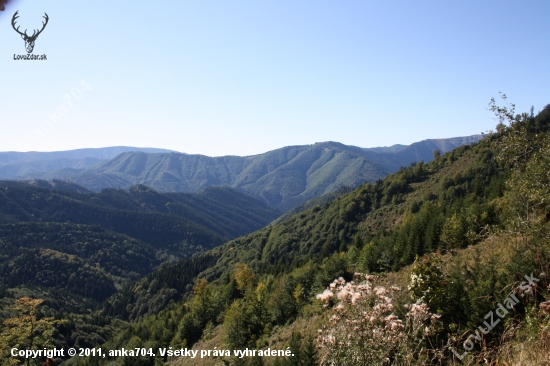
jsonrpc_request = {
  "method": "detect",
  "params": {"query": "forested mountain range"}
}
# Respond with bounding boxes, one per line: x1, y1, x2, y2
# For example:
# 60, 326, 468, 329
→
23, 136, 482, 211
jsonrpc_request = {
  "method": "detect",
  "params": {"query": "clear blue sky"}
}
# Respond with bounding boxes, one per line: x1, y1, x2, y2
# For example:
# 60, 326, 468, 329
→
1, 1, 548, 156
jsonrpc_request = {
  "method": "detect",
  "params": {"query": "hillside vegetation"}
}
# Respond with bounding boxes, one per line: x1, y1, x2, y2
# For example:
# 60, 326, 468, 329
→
67, 101, 550, 366
0, 223, 161, 311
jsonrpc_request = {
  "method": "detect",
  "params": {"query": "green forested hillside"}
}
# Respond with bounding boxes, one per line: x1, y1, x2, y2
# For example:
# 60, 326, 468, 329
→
0, 222, 161, 311
271, 185, 354, 224
0, 183, 281, 333
180, 136, 504, 282
0, 182, 280, 256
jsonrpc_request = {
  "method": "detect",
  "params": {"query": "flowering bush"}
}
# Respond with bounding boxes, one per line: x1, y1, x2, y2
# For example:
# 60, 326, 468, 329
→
316, 273, 443, 365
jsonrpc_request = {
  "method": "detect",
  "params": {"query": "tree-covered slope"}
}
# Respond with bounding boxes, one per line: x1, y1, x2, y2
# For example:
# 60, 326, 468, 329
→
271, 186, 354, 225
0, 222, 162, 310
0, 180, 282, 320
0, 182, 280, 256
194, 137, 503, 282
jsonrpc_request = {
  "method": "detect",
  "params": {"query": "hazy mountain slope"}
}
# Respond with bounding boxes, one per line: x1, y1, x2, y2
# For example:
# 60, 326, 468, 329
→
237, 142, 393, 210
363, 144, 407, 153
0, 146, 176, 166
392, 135, 483, 163
0, 147, 178, 181
0, 157, 103, 179
363, 135, 484, 168
67, 152, 246, 193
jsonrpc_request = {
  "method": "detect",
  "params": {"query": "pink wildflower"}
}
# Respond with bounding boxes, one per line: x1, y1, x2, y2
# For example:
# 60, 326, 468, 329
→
316, 289, 334, 302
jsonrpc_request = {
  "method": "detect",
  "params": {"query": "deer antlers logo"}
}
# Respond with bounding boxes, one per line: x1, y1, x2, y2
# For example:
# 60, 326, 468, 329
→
12, 11, 49, 54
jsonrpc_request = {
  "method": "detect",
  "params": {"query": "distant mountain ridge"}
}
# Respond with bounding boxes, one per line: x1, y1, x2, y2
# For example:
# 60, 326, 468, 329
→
0, 146, 177, 180
2, 136, 483, 211
42, 142, 394, 211
0, 146, 177, 165
363, 135, 484, 163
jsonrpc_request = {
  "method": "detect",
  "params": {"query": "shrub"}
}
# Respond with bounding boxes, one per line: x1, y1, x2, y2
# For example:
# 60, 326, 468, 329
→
316, 274, 443, 365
